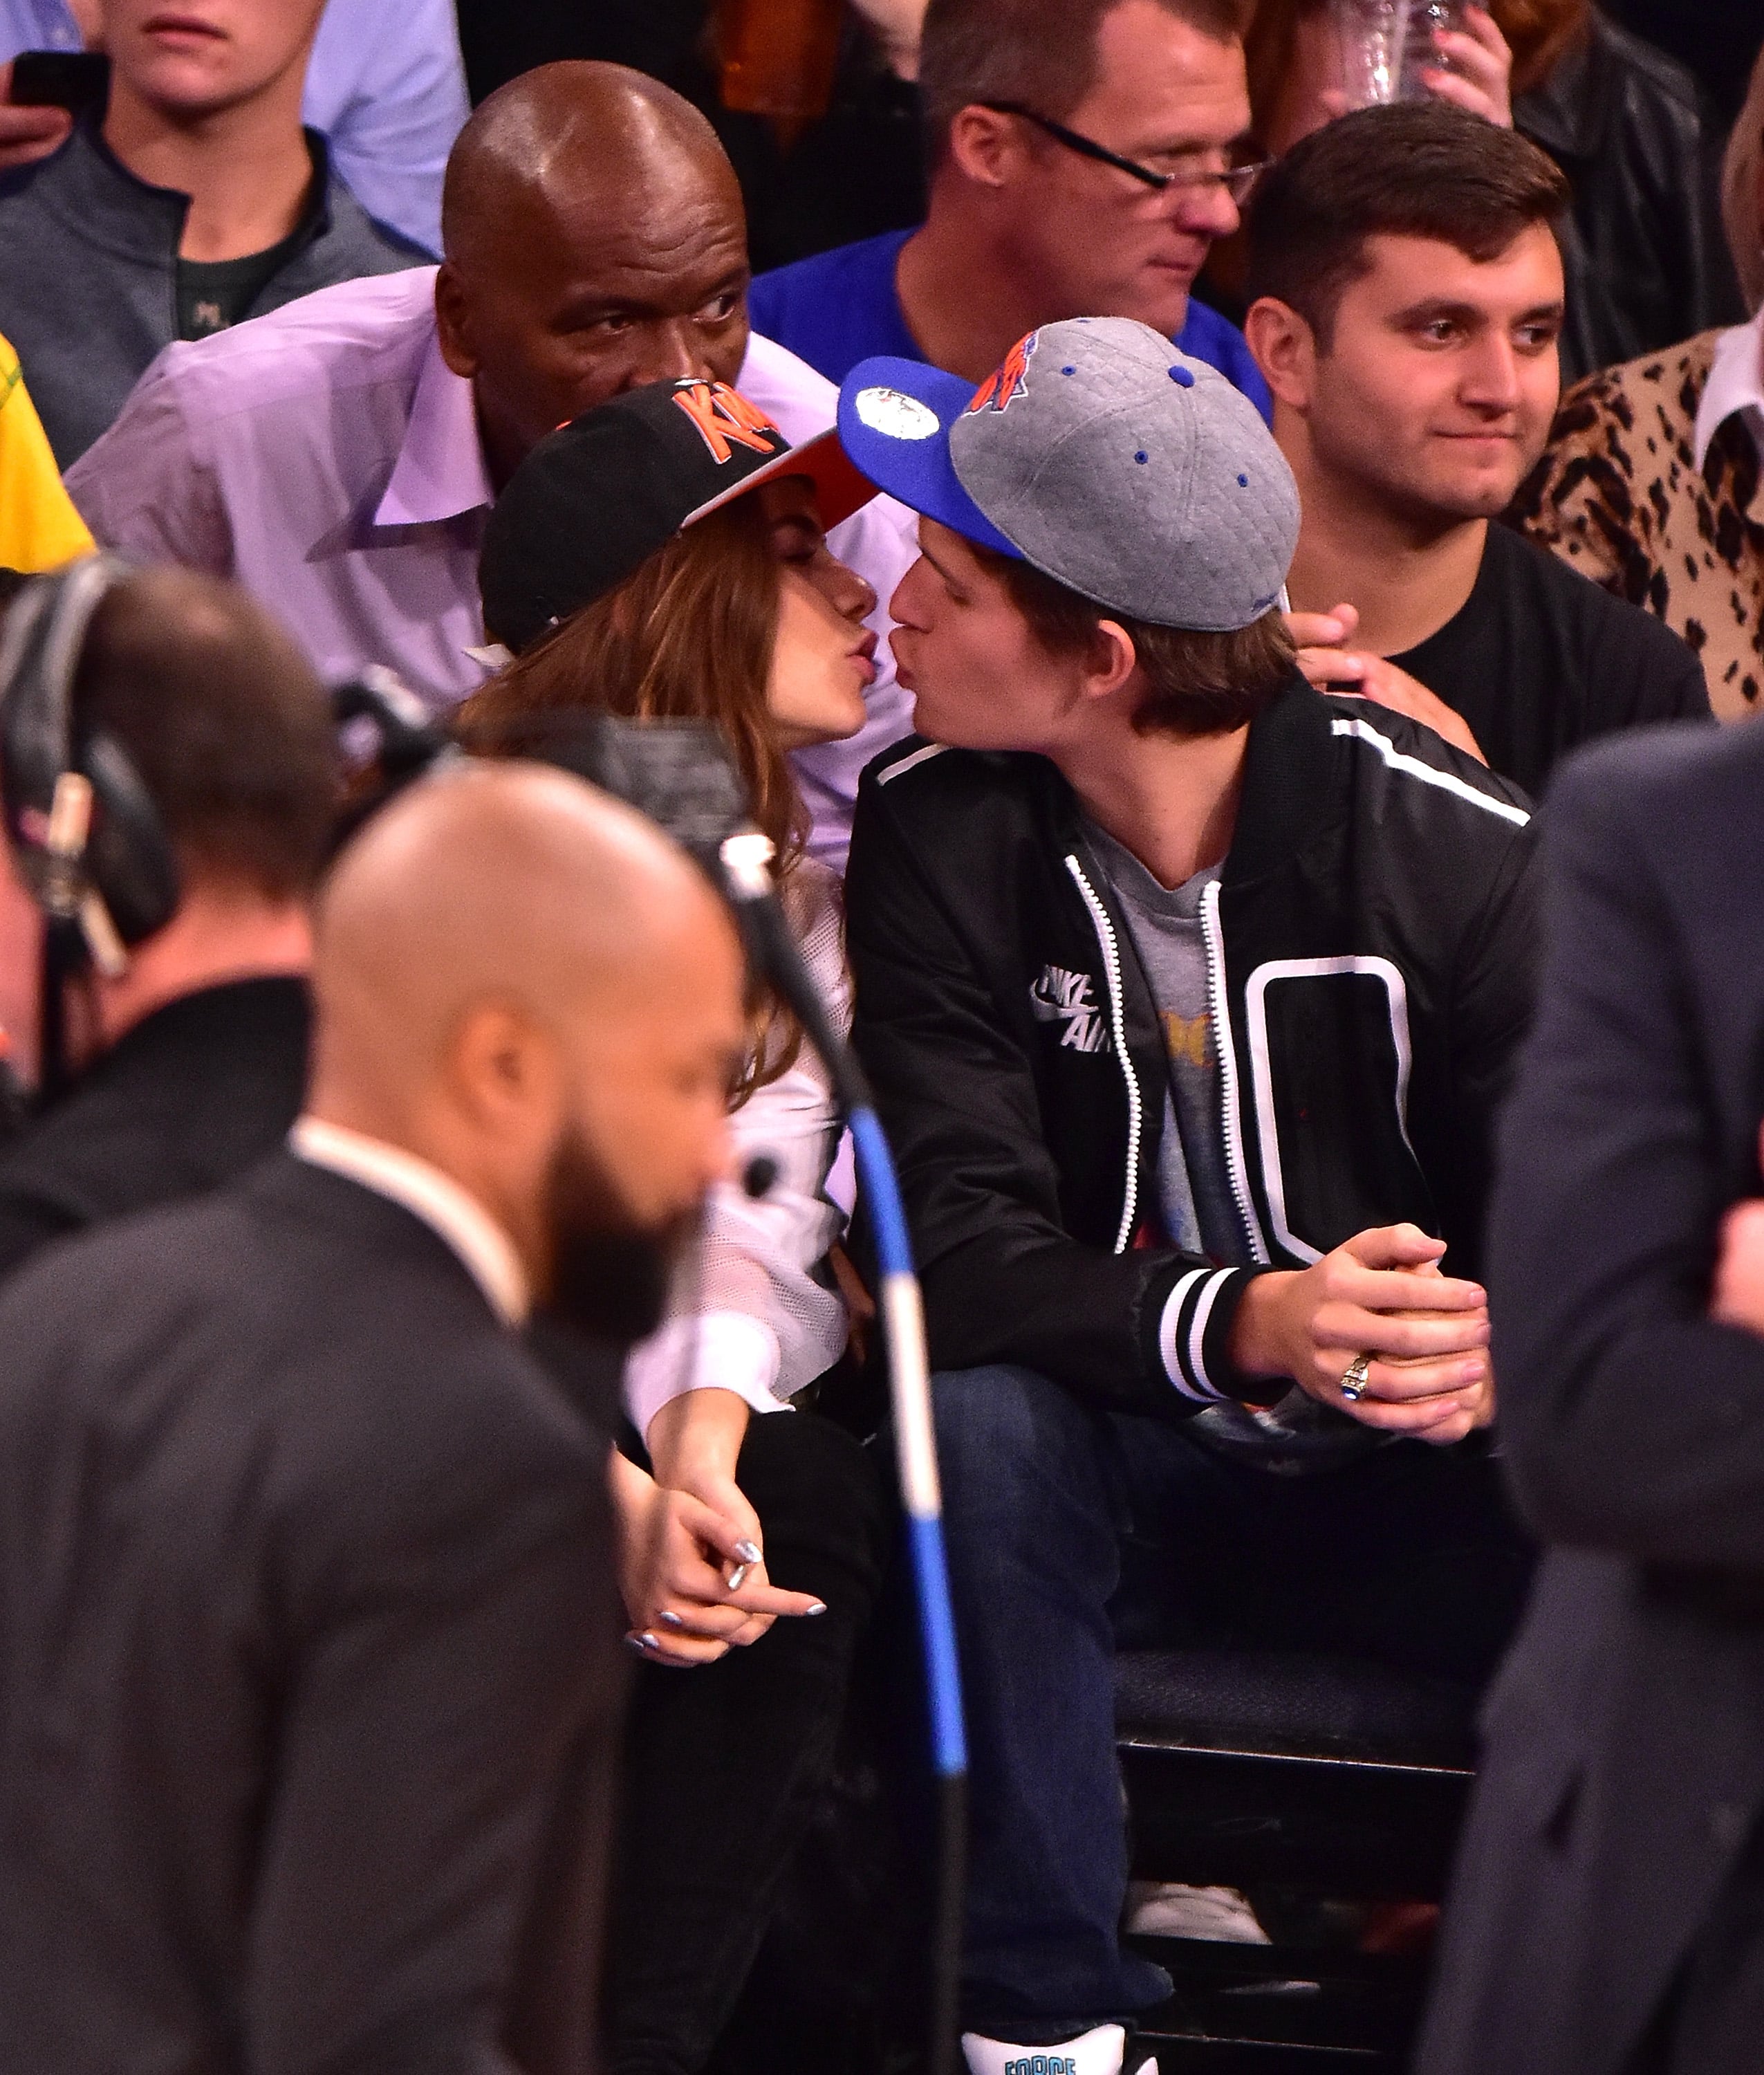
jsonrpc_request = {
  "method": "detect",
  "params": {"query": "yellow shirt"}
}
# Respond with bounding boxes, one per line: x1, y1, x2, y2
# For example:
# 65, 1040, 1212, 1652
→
0, 335, 95, 575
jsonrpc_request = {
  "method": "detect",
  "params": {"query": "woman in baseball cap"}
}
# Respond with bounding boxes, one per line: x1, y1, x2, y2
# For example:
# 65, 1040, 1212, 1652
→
474, 373, 880, 867
465, 378, 891, 2075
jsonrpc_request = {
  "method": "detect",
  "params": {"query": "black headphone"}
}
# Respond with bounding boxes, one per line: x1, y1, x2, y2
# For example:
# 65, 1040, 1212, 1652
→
0, 555, 182, 970
0, 557, 182, 1097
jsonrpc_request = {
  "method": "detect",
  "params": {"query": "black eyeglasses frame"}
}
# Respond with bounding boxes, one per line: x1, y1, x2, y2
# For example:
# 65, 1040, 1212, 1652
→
977, 101, 1271, 203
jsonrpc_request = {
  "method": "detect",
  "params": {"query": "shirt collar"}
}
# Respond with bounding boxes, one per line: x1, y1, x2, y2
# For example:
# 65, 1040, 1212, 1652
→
289, 1116, 530, 1325
1693, 308, 1764, 474
373, 322, 494, 528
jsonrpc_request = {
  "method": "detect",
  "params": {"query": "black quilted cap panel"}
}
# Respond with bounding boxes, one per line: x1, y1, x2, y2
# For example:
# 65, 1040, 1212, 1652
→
1115, 1649, 1477, 1769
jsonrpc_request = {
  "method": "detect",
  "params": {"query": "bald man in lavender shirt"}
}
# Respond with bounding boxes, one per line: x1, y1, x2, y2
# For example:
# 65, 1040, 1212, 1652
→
66, 63, 916, 866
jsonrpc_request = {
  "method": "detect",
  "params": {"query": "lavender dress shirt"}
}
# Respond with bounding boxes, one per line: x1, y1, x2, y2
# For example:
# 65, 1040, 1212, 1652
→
0, 0, 467, 255
64, 268, 917, 866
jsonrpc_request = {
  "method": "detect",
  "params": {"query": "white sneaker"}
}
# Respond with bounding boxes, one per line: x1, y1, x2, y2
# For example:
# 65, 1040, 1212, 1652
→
1123, 1880, 1271, 1945
961, 2023, 1154, 2075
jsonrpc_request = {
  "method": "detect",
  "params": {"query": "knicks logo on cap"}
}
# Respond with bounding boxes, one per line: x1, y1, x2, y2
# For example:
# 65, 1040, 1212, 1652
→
967, 331, 1039, 416
671, 381, 786, 466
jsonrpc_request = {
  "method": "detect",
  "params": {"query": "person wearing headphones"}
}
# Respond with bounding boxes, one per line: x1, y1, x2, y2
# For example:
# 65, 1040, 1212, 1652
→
0, 557, 333, 1278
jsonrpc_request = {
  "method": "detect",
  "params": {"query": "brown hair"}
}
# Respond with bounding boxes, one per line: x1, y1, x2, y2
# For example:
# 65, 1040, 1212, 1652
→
920, 0, 1250, 160
458, 497, 810, 1095
1244, 99, 1569, 346
75, 567, 337, 901
1485, 0, 1590, 94
461, 497, 802, 865
981, 548, 1296, 737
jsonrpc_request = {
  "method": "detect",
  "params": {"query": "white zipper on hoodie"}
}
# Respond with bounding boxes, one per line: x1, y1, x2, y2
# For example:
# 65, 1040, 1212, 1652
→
1065, 854, 1142, 1255
1200, 876, 1270, 1265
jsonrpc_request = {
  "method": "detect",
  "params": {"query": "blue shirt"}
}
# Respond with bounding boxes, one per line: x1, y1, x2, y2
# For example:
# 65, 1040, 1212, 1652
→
0, 0, 465, 255
750, 226, 1272, 422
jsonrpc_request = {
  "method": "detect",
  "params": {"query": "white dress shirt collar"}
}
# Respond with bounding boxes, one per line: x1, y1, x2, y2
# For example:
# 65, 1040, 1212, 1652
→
1693, 306, 1764, 474
290, 1116, 530, 1325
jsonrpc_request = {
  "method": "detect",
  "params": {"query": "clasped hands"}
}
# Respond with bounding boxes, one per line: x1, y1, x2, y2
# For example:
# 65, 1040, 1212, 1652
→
609, 1387, 823, 1671
1231, 1222, 1496, 1447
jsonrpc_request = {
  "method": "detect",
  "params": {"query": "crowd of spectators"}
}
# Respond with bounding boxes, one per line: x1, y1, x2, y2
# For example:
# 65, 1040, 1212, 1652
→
0, 3, 1762, 2074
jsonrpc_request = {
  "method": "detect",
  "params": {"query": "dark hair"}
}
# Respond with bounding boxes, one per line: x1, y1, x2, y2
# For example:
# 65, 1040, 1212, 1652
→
920, 0, 1248, 160
1244, 101, 1569, 346
981, 548, 1295, 737
73, 568, 337, 901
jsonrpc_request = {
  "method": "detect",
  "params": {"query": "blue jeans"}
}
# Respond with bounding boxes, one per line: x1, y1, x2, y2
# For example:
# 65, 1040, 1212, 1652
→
934, 1364, 1530, 2041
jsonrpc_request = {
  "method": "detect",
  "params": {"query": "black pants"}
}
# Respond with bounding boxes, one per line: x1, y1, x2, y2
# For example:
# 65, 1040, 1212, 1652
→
604, 1409, 891, 2075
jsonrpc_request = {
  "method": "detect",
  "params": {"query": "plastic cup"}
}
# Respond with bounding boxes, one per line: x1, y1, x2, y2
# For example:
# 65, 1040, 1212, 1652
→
1331, 0, 1468, 110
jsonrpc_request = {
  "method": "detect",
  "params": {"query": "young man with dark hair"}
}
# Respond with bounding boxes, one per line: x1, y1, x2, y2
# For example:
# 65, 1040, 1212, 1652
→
1243, 100, 1709, 796
0, 560, 334, 1278
839, 317, 1537, 2075
0, 0, 427, 467
749, 0, 1270, 413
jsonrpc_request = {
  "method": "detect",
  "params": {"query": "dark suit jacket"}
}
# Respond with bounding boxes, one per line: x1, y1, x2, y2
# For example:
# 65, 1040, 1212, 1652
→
0, 1153, 625, 2075
0, 975, 310, 1282
1418, 719, 1764, 2074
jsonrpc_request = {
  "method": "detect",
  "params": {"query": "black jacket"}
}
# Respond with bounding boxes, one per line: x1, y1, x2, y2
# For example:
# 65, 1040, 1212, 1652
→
845, 677, 1539, 1415
0, 118, 427, 465
1516, 13, 1745, 387
0, 1154, 624, 2075
0, 975, 310, 1282
1418, 718, 1764, 2075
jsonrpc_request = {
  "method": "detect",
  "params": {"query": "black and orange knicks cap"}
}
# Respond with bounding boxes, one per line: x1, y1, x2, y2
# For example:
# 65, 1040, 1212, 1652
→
479, 377, 876, 656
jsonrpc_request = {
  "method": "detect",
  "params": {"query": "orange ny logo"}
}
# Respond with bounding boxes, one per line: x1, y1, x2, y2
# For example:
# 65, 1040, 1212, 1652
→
671, 382, 786, 465
967, 331, 1039, 416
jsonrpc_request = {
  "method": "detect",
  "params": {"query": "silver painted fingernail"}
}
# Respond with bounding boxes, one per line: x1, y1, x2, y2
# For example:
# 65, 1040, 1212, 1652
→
725, 1564, 751, 1594
638, 1632, 660, 1652
659, 1610, 685, 1628
734, 1540, 762, 1565
806, 1601, 828, 1616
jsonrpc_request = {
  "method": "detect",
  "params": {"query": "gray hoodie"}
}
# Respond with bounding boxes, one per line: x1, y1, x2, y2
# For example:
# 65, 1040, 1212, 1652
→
0, 118, 426, 468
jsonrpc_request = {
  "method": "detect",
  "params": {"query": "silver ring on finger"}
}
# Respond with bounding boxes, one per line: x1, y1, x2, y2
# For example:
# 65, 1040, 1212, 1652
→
1339, 1352, 1374, 1403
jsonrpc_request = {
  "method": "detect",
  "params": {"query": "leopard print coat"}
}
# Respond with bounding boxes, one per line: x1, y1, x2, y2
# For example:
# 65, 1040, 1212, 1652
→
1512, 331, 1764, 722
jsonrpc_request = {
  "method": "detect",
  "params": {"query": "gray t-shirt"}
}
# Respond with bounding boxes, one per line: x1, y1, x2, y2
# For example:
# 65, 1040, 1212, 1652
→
1085, 824, 1380, 1475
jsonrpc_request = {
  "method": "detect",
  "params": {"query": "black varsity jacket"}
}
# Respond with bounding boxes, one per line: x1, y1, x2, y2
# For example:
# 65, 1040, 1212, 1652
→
844, 675, 1541, 1418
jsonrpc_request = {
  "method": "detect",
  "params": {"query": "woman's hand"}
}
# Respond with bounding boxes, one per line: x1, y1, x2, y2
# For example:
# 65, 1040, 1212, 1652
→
609, 1449, 824, 1669
1315, 6, 1512, 134
1418, 6, 1514, 129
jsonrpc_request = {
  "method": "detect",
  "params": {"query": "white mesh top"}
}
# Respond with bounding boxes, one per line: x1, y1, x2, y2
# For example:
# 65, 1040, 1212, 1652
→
622, 858, 854, 1440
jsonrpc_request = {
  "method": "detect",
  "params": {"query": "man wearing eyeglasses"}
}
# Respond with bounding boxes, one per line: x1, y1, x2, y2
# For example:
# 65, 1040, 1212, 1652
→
748, 0, 1270, 418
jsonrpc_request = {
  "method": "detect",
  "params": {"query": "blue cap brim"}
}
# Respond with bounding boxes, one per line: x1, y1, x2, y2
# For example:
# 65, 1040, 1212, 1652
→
837, 357, 1024, 562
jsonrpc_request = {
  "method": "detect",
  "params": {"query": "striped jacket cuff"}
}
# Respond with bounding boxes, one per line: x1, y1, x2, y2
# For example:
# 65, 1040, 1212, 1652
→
1153, 1264, 1285, 1408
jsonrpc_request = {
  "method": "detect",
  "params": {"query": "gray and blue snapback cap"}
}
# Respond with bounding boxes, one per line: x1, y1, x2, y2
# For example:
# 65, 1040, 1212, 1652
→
837, 316, 1299, 632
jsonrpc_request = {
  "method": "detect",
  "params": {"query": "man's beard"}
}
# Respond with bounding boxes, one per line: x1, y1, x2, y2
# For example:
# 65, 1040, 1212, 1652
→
542, 1125, 702, 1347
